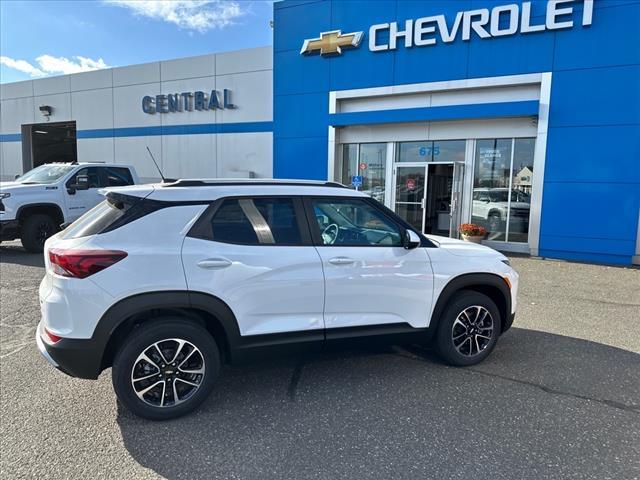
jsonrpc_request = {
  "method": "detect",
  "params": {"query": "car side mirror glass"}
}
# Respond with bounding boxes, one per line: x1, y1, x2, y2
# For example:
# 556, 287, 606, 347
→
14, 174, 20, 180
403, 229, 421, 250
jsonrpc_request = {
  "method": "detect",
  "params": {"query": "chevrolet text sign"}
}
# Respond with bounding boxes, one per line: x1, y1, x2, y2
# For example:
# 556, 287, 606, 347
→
369, 0, 594, 52
301, 0, 594, 56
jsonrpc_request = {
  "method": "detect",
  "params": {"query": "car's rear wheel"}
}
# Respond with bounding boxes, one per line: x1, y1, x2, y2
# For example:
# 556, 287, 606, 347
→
21, 214, 58, 253
112, 318, 220, 420
434, 291, 502, 366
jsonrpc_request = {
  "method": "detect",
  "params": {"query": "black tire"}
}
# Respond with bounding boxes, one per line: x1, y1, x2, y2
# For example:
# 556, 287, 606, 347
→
112, 318, 221, 420
487, 212, 502, 234
434, 291, 502, 367
20, 214, 58, 253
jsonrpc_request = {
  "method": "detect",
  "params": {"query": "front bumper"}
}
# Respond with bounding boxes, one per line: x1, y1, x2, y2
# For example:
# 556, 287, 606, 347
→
35, 321, 103, 379
503, 312, 516, 333
0, 219, 20, 241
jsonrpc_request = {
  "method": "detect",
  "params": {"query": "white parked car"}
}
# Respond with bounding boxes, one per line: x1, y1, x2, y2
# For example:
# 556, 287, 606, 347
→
0, 163, 139, 252
36, 179, 518, 420
472, 187, 531, 234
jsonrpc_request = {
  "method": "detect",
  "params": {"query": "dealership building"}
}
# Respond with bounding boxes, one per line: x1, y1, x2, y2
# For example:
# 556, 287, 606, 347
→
1, 0, 639, 265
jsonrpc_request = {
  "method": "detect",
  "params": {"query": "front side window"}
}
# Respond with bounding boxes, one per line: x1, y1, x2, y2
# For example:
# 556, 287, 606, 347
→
311, 198, 402, 246
67, 167, 103, 188
210, 198, 302, 246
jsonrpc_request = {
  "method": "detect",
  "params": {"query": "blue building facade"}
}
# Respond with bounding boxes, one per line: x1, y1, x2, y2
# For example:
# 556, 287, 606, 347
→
273, 0, 640, 265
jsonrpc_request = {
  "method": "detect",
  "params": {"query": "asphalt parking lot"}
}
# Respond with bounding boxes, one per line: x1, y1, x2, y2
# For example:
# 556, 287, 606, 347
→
1, 241, 639, 479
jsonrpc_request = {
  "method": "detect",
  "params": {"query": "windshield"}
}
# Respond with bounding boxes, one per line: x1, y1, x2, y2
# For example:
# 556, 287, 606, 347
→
15, 164, 76, 184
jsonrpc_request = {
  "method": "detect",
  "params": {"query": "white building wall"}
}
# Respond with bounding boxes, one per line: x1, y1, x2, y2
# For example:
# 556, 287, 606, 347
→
0, 46, 273, 182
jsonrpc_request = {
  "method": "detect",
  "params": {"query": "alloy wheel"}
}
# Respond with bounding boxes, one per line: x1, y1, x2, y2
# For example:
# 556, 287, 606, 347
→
131, 338, 205, 408
36, 221, 52, 245
451, 306, 494, 357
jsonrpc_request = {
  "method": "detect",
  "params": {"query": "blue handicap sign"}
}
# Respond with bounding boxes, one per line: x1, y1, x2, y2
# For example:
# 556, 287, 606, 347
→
351, 175, 363, 188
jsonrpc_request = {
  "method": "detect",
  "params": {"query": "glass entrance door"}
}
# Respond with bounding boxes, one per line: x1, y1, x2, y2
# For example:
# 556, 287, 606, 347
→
424, 164, 454, 236
394, 166, 426, 232
394, 163, 462, 237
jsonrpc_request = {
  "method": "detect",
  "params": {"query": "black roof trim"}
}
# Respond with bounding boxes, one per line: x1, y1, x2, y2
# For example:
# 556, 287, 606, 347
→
162, 180, 349, 189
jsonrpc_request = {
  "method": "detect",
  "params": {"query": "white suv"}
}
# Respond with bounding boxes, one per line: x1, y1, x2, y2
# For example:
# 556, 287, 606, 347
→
36, 180, 518, 420
0, 162, 139, 252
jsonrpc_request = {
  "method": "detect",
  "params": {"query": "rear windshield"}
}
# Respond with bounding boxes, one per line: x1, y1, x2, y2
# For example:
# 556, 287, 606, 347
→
61, 194, 140, 239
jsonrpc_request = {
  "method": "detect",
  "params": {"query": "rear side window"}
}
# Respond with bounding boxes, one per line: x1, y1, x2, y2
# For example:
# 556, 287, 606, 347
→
61, 193, 157, 239
61, 197, 130, 239
106, 167, 134, 186
210, 198, 302, 245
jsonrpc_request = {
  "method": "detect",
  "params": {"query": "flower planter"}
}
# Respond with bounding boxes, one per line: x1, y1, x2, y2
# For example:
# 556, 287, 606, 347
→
461, 234, 484, 244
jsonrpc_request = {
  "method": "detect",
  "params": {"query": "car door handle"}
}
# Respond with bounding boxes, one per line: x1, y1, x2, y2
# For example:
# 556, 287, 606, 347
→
197, 258, 232, 269
328, 257, 356, 266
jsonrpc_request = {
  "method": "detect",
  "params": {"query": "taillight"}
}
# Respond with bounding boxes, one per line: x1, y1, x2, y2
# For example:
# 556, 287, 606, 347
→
48, 249, 127, 279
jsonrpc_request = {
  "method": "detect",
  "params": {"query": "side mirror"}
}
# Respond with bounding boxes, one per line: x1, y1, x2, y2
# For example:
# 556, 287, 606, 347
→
403, 229, 421, 250
72, 174, 90, 191
14, 174, 20, 180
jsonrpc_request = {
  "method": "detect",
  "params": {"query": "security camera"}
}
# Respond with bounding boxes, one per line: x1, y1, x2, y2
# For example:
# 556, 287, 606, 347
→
39, 105, 52, 116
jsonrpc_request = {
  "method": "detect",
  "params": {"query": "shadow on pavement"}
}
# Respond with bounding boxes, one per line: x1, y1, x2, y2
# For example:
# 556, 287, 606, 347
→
117, 327, 640, 479
0, 244, 44, 268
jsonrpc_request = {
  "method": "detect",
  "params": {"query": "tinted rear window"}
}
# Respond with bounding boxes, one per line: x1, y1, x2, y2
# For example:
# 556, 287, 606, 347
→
106, 167, 134, 186
61, 194, 139, 239
210, 198, 302, 245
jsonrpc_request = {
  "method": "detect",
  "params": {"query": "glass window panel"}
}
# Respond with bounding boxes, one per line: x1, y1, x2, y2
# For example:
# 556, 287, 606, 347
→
68, 167, 103, 188
394, 166, 425, 232
312, 198, 402, 247
508, 138, 535, 243
359, 143, 387, 204
106, 167, 134, 186
433, 140, 466, 162
397, 141, 433, 162
472, 139, 512, 241
340, 144, 358, 187
211, 198, 302, 246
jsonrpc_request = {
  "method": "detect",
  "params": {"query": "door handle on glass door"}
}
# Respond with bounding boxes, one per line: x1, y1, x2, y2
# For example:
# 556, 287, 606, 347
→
328, 257, 356, 265
197, 258, 232, 269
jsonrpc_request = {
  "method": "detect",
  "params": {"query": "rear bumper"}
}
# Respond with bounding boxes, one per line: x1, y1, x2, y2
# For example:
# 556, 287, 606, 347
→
0, 219, 20, 241
35, 321, 102, 379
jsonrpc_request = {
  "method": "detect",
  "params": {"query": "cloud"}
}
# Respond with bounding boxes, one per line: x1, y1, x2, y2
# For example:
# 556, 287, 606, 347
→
106, 0, 246, 33
35, 55, 110, 75
0, 56, 45, 77
0, 55, 110, 78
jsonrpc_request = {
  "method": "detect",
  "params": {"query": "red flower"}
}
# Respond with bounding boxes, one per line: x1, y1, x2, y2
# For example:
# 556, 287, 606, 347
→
459, 223, 487, 236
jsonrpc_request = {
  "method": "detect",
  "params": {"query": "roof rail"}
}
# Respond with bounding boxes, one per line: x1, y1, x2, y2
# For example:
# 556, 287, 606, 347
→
163, 179, 349, 189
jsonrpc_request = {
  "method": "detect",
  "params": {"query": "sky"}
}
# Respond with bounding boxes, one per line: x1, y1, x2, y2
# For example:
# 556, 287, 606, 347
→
0, 0, 274, 84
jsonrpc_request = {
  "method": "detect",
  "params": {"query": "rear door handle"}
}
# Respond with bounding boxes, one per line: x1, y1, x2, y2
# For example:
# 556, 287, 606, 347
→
197, 258, 232, 269
328, 256, 356, 266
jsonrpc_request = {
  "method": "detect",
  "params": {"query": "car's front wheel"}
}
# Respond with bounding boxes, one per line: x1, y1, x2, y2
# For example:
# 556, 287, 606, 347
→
20, 214, 58, 253
434, 291, 502, 366
112, 318, 221, 420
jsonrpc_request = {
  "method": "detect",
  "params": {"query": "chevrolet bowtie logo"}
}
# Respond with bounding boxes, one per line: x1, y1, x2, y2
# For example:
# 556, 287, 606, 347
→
300, 30, 364, 56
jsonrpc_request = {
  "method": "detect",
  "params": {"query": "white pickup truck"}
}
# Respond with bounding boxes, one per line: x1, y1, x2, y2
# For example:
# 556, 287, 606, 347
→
0, 163, 139, 252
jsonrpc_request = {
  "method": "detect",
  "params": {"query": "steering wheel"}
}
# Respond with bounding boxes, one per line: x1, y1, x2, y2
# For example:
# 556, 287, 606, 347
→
375, 232, 394, 245
321, 223, 339, 245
